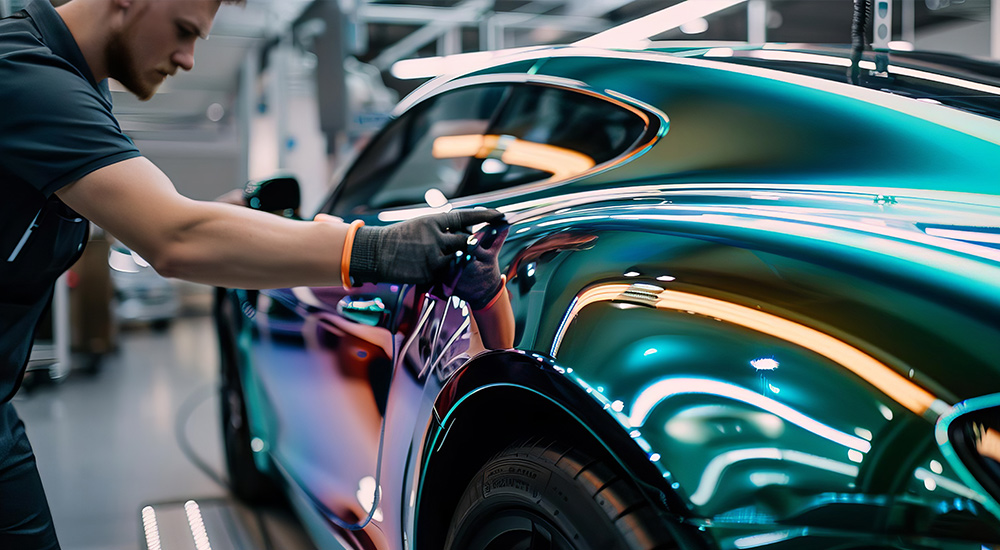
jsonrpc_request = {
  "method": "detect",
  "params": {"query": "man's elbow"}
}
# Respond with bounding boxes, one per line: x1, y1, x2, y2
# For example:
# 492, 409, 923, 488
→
146, 243, 195, 280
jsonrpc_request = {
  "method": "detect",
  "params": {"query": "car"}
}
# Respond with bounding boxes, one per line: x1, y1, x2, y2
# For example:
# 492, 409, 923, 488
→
214, 43, 1000, 550
109, 241, 180, 330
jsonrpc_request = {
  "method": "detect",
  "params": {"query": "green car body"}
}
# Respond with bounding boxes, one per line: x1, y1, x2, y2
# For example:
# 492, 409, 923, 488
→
219, 44, 1000, 549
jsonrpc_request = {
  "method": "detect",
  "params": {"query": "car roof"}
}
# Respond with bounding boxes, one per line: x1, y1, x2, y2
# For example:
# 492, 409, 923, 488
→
647, 43, 1000, 121
403, 43, 1000, 121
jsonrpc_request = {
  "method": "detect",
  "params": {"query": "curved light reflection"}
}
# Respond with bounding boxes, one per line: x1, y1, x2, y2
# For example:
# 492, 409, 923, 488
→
630, 377, 871, 452
690, 447, 858, 506
554, 284, 941, 416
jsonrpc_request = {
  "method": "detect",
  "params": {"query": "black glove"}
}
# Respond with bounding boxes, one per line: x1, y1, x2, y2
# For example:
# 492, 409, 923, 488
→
349, 209, 504, 285
453, 224, 508, 310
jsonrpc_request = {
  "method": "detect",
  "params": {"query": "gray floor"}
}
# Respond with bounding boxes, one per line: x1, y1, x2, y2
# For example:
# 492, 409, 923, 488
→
12, 314, 317, 550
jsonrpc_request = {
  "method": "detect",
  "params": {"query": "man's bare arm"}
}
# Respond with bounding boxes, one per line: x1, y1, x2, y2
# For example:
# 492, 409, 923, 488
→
57, 156, 347, 289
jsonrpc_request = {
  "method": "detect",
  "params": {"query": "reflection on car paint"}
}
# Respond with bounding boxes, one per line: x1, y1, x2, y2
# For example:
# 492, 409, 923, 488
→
216, 44, 1000, 549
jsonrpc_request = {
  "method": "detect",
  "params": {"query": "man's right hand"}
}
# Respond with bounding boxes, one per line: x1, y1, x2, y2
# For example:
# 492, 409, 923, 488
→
348, 209, 505, 285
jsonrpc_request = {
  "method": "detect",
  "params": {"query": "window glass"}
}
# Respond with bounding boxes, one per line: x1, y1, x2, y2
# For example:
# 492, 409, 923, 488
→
329, 85, 507, 217
327, 83, 648, 217
457, 85, 646, 196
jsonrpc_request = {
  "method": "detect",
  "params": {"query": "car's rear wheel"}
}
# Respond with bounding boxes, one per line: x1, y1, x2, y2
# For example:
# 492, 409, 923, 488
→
444, 441, 680, 550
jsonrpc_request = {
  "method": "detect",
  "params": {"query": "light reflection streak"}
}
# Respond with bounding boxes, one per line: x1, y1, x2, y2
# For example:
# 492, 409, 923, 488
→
432, 134, 595, 181
924, 227, 1000, 245
555, 284, 941, 416
610, 208, 1000, 264
654, 288, 942, 416
690, 447, 858, 505
630, 377, 871, 452
744, 49, 1000, 98
357, 476, 384, 522
734, 530, 795, 549
914, 467, 981, 500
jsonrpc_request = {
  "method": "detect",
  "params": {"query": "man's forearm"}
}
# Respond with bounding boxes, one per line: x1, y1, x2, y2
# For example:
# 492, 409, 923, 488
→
149, 201, 347, 289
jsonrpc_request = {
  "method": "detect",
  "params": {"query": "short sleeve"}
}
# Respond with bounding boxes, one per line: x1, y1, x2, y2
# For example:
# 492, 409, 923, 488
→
0, 46, 141, 197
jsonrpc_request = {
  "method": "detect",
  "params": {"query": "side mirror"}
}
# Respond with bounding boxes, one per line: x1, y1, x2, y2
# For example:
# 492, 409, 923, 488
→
244, 175, 301, 219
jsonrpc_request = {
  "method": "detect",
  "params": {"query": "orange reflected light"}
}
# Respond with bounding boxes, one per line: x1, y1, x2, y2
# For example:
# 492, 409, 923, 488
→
553, 284, 942, 416
432, 134, 595, 182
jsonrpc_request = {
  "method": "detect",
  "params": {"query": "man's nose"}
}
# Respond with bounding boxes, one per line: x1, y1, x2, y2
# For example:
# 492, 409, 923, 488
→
172, 47, 195, 72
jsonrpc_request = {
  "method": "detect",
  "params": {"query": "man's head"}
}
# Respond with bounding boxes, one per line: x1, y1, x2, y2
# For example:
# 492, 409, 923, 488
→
105, 0, 243, 100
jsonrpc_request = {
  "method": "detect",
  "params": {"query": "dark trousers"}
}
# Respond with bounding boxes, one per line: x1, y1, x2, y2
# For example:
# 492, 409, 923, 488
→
0, 400, 59, 549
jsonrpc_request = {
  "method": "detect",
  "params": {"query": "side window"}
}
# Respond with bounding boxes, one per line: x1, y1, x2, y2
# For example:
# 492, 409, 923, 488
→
329, 85, 508, 217
457, 85, 647, 196
327, 83, 649, 218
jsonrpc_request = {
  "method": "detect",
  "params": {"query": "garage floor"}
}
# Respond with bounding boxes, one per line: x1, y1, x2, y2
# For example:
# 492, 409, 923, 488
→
12, 314, 320, 550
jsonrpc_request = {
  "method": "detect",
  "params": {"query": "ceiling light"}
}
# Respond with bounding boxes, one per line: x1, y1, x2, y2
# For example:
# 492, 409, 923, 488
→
680, 17, 709, 35
575, 0, 747, 48
206, 102, 224, 122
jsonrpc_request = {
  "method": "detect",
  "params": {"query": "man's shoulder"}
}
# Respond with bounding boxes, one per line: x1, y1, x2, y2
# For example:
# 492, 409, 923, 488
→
0, 22, 81, 84
0, 41, 93, 103
0, 13, 47, 58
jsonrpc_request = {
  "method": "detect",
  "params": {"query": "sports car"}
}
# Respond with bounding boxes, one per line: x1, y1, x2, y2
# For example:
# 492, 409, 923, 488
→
215, 43, 1000, 549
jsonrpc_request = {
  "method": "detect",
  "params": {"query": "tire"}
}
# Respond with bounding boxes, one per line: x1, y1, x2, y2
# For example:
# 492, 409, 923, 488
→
219, 342, 281, 504
444, 441, 680, 550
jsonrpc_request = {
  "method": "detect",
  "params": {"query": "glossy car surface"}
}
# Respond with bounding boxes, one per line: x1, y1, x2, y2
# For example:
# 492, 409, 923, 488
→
215, 44, 1000, 549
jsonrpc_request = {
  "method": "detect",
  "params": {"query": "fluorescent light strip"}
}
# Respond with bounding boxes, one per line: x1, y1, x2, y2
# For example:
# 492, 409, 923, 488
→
575, 0, 748, 48
390, 47, 538, 80
141, 506, 162, 550
184, 500, 213, 550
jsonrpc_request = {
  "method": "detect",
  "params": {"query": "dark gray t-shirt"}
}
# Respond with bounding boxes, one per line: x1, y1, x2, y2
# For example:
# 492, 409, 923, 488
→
0, 0, 141, 402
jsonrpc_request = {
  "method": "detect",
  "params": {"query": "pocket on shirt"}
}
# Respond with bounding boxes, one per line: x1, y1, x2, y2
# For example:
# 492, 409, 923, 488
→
2, 201, 88, 289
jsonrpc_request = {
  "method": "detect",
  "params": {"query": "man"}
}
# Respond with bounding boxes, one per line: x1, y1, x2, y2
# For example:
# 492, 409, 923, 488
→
0, 0, 504, 547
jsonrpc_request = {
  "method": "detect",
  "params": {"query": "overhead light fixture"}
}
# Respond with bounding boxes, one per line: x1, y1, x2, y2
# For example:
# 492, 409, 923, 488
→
575, 0, 747, 49
206, 102, 224, 122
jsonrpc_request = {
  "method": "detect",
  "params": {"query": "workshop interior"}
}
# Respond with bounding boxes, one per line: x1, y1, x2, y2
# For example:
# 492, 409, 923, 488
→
5, 0, 1000, 549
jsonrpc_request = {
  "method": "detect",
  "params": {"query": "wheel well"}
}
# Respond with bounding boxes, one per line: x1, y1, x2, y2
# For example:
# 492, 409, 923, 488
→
414, 384, 682, 549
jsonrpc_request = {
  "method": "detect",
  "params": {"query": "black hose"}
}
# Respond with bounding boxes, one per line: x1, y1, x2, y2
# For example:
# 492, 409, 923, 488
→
175, 383, 230, 492
849, 0, 872, 84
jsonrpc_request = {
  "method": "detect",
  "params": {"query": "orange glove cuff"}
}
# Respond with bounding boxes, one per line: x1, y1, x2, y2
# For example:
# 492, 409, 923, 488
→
473, 274, 507, 312
340, 219, 365, 289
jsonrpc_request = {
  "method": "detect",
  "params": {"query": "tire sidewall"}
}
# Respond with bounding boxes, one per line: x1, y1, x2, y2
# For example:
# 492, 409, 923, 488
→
446, 453, 623, 550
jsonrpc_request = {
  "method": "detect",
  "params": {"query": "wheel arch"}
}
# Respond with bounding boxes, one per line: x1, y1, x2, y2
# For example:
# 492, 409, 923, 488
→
413, 349, 696, 549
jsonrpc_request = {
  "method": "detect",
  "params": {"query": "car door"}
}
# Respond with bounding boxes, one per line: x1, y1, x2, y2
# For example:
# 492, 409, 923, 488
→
315, 78, 658, 541
241, 82, 512, 533
245, 76, 659, 541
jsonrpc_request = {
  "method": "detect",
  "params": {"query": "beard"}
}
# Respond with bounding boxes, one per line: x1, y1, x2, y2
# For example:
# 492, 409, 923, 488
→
106, 30, 160, 101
